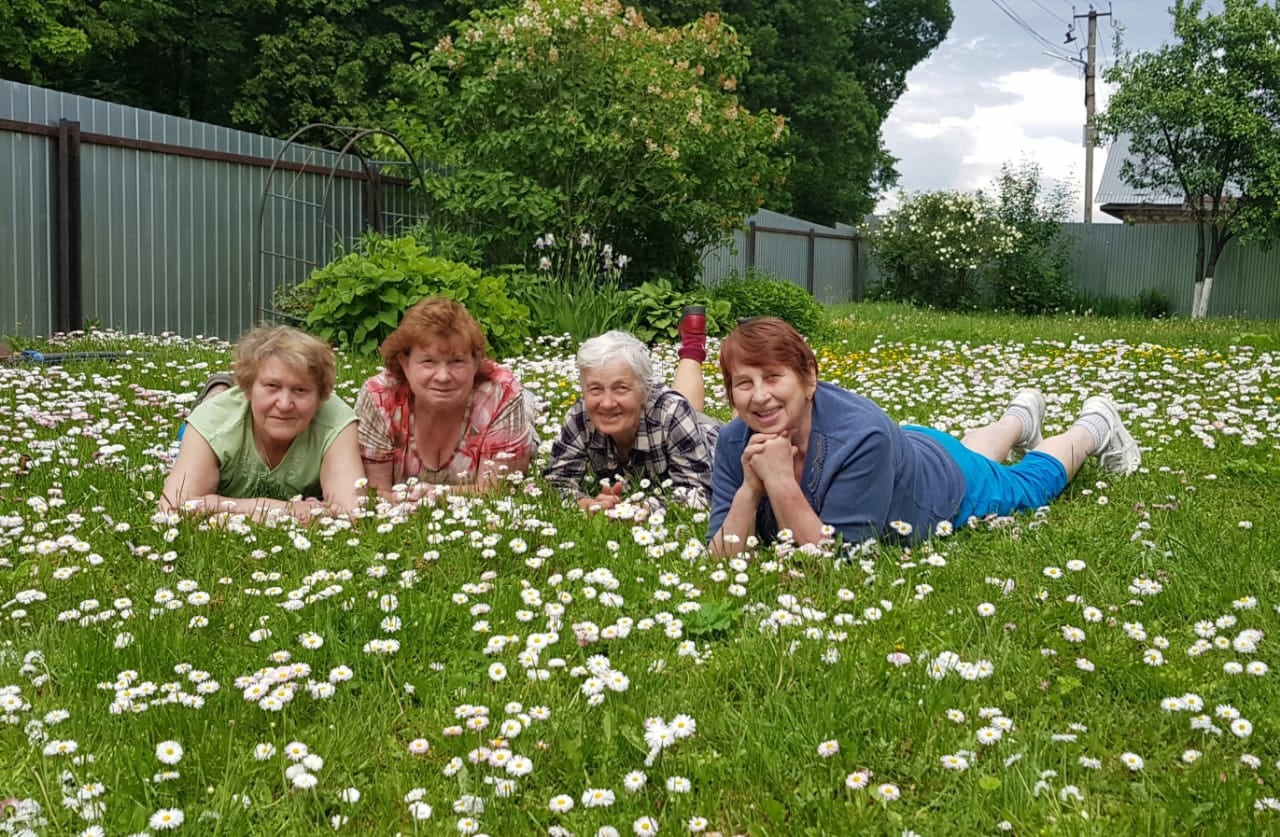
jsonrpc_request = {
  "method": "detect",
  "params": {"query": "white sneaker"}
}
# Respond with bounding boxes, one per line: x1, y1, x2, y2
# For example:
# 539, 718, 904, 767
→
1006, 388, 1046, 456
1080, 396, 1142, 475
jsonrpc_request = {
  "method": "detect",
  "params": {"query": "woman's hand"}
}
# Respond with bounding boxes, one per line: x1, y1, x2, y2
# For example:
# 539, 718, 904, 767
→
577, 482, 625, 513
743, 432, 798, 494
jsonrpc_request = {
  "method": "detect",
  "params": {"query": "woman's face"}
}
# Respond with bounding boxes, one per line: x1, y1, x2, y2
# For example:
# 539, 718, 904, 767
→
727, 362, 816, 437
248, 357, 321, 448
581, 360, 647, 447
404, 341, 479, 413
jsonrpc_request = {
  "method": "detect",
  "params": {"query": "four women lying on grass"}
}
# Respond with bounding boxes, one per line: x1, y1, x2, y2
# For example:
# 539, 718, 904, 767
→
161, 304, 1141, 548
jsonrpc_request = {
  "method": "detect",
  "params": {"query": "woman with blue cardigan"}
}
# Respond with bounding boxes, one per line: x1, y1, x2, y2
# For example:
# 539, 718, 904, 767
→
707, 318, 1141, 554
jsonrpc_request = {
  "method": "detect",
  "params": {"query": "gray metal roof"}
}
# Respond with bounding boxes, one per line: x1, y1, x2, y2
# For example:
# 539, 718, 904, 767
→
1097, 133, 1243, 208
1095, 134, 1183, 207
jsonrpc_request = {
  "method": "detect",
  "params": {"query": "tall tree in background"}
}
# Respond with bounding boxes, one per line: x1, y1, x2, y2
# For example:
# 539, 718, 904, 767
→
1098, 0, 1280, 318
645, 0, 952, 226
4, 0, 462, 135
7, 0, 950, 228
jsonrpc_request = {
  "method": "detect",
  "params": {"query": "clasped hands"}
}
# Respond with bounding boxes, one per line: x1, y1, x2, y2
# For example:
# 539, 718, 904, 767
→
739, 431, 800, 499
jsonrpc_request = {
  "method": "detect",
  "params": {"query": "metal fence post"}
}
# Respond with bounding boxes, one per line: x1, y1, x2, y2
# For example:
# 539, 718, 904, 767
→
55, 118, 83, 333
746, 221, 757, 270
805, 228, 816, 294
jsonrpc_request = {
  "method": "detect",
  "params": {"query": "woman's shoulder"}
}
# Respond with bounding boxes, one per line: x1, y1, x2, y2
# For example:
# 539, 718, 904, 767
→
813, 382, 895, 437
314, 393, 357, 425
188, 387, 249, 435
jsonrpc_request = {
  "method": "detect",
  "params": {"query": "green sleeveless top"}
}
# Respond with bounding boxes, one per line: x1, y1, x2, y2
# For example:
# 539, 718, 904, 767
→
187, 388, 356, 500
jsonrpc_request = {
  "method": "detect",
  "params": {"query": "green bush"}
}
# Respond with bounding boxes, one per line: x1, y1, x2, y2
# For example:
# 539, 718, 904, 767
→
504, 270, 630, 343
270, 281, 318, 323
388, 0, 787, 282
622, 279, 731, 344
1135, 288, 1174, 319
501, 232, 634, 342
710, 271, 826, 337
299, 234, 529, 358
981, 161, 1075, 314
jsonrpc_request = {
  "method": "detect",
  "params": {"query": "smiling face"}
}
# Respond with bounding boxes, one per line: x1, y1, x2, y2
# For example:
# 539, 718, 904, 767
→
728, 362, 817, 438
403, 340, 480, 413
581, 360, 647, 448
248, 356, 321, 450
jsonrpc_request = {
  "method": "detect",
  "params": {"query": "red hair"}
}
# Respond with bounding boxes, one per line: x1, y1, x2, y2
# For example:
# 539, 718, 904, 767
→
719, 317, 818, 393
379, 296, 492, 386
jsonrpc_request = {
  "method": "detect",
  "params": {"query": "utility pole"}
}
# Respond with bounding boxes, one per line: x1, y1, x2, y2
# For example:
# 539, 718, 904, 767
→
1072, 7, 1111, 222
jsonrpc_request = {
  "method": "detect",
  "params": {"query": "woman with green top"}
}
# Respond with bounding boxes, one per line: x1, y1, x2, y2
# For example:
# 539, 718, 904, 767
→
160, 326, 366, 522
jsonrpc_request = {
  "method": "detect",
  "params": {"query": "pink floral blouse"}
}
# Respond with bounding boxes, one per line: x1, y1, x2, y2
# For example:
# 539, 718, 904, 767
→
355, 361, 537, 485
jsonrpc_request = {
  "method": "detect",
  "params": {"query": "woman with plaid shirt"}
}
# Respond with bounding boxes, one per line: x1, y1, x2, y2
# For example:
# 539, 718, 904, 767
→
545, 312, 720, 511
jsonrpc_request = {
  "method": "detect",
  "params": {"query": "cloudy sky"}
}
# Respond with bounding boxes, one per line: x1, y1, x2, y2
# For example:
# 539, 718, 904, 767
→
877, 0, 1189, 221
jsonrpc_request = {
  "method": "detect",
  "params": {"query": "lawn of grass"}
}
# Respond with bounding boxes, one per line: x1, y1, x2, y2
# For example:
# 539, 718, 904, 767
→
2, 303, 1280, 835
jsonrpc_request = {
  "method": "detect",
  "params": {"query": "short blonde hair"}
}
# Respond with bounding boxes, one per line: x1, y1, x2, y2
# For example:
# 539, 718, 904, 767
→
232, 326, 336, 400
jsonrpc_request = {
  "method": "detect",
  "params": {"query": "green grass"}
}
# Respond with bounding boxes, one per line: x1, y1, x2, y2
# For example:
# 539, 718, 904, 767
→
2, 303, 1280, 835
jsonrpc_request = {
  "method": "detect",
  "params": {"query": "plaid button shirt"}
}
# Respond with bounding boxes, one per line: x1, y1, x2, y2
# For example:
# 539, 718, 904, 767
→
545, 385, 717, 505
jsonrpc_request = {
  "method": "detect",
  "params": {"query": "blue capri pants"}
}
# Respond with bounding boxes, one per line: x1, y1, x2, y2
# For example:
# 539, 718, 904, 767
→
905, 426, 1069, 523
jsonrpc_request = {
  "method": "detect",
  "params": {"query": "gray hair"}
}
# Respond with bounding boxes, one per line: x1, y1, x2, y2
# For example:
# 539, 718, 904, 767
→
576, 330, 659, 395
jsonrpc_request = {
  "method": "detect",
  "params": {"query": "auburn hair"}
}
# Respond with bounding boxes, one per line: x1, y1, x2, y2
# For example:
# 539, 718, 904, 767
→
718, 317, 818, 394
378, 296, 492, 386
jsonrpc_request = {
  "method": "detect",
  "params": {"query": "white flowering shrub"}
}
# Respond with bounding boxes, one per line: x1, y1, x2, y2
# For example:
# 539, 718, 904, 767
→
865, 190, 1019, 310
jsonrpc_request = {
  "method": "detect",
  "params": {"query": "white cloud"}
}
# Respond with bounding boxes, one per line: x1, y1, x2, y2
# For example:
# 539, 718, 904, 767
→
878, 66, 1119, 221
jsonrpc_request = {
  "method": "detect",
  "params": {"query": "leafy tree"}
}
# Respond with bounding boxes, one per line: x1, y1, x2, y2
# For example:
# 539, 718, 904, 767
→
645, 0, 953, 226
388, 0, 789, 282
1097, 0, 1280, 318
0, 0, 162, 86
231, 1, 447, 138
980, 160, 1075, 314
5, 0, 457, 138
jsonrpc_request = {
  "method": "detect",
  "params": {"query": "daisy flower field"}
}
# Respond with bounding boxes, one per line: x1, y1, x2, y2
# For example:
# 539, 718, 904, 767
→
1, 302, 1278, 835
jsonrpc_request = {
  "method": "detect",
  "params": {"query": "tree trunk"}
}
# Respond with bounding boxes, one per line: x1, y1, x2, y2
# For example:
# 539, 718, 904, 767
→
1193, 225, 1233, 319
1191, 222, 1207, 319
1193, 275, 1214, 319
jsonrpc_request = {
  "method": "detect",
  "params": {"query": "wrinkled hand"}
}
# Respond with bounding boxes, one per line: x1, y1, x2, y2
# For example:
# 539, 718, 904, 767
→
744, 433, 798, 491
578, 482, 625, 514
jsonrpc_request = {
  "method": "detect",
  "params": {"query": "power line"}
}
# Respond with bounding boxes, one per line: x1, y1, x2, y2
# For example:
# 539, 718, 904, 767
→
989, 0, 1078, 61
1028, 0, 1069, 26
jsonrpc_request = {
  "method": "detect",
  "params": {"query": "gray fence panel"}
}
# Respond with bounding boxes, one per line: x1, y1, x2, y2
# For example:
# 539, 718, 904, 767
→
699, 212, 860, 303
753, 231, 810, 290
1, 86, 56, 337
812, 237, 855, 304
1061, 223, 1280, 318
1, 80, 425, 340
699, 227, 749, 285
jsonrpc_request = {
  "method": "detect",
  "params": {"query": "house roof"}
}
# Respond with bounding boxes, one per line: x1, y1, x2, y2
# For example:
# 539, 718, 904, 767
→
1097, 134, 1244, 220
1095, 134, 1184, 208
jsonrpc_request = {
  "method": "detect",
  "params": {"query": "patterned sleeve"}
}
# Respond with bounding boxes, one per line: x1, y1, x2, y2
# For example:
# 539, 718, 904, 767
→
543, 401, 592, 500
354, 380, 395, 465
656, 395, 714, 506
